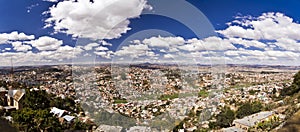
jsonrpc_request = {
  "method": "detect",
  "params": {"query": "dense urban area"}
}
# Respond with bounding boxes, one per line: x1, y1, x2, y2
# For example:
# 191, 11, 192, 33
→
0, 64, 300, 132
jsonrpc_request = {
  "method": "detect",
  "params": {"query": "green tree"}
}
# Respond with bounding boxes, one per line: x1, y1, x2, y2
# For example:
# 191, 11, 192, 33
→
198, 90, 209, 98
34, 109, 62, 132
208, 121, 217, 129
22, 89, 50, 110
249, 90, 256, 95
11, 108, 62, 132
69, 119, 90, 131
251, 101, 263, 113
281, 71, 300, 96
236, 101, 263, 119
50, 96, 79, 113
294, 71, 300, 86
215, 106, 235, 128
236, 102, 252, 119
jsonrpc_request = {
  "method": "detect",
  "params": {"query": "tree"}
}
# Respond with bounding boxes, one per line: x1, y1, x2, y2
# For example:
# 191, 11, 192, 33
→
236, 101, 263, 119
198, 90, 209, 98
11, 108, 62, 132
34, 108, 62, 132
69, 119, 90, 131
50, 96, 80, 113
251, 101, 263, 113
249, 90, 256, 95
209, 121, 217, 129
281, 71, 300, 96
22, 89, 50, 110
215, 106, 235, 128
236, 102, 252, 119
293, 71, 300, 86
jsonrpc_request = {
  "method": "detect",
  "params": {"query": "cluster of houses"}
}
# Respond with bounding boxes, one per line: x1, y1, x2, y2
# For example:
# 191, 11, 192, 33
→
73, 65, 295, 131
111, 100, 170, 120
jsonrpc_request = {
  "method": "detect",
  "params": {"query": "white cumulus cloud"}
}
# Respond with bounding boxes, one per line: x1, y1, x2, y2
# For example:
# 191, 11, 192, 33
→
142, 36, 185, 48
218, 12, 300, 41
0, 31, 35, 44
84, 43, 100, 50
28, 36, 63, 51
11, 42, 32, 52
44, 0, 151, 40
115, 44, 149, 58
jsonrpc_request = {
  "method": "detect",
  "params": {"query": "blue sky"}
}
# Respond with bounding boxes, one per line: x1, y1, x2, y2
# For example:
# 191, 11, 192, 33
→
0, 0, 300, 66
189, 0, 300, 29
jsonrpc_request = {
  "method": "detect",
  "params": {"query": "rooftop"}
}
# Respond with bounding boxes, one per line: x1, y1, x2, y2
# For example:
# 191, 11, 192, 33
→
233, 111, 275, 127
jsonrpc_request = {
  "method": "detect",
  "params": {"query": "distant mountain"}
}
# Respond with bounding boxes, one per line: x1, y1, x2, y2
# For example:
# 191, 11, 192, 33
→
0, 63, 299, 71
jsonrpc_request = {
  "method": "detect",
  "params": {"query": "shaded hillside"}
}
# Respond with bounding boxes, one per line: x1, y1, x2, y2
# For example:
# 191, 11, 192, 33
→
278, 110, 300, 132
0, 118, 17, 132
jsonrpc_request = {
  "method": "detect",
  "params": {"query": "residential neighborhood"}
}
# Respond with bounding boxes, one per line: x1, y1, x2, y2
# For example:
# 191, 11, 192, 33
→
0, 64, 298, 131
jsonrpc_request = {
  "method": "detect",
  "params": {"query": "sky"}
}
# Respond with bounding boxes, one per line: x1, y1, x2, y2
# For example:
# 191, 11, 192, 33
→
0, 0, 300, 66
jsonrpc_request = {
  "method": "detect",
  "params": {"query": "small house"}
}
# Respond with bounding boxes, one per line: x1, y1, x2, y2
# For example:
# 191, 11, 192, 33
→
7, 89, 25, 110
